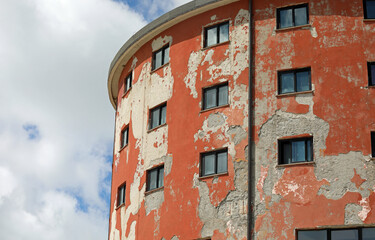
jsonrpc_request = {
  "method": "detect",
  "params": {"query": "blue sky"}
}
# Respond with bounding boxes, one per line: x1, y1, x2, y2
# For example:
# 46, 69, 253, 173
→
0, 0, 188, 239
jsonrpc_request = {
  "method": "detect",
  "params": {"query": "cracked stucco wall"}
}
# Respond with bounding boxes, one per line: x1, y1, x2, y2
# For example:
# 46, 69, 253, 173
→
253, 0, 375, 239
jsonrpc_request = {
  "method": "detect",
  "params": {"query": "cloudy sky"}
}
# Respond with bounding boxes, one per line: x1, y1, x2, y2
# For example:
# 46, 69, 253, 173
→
0, 0, 189, 239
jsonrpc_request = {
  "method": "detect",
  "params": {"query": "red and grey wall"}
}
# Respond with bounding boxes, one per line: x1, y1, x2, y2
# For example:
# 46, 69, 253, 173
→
107, 0, 375, 239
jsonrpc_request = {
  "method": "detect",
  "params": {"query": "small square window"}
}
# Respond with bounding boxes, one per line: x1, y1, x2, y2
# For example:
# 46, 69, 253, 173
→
149, 103, 167, 130
204, 22, 229, 48
277, 4, 309, 29
368, 62, 375, 86
200, 149, 228, 177
124, 72, 132, 94
371, 132, 375, 158
364, 0, 375, 19
278, 68, 311, 94
278, 137, 313, 165
146, 165, 164, 191
121, 127, 129, 149
117, 183, 126, 207
152, 45, 169, 70
203, 83, 228, 110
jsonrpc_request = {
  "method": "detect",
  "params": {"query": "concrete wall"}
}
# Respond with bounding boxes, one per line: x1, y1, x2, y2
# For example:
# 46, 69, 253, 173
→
253, 0, 375, 239
108, 1, 249, 239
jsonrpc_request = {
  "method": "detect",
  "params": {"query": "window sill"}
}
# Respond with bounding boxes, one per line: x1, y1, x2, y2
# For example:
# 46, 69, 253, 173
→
201, 40, 230, 51
199, 172, 228, 180
122, 88, 132, 98
368, 85, 375, 88
276, 161, 315, 168
200, 104, 230, 113
275, 24, 312, 32
151, 62, 169, 74
363, 19, 375, 23
276, 90, 314, 98
147, 123, 167, 133
119, 144, 128, 152
145, 186, 164, 195
115, 203, 125, 210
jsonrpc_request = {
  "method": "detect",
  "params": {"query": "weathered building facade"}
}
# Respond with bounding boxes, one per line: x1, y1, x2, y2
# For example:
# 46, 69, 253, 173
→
107, 0, 375, 239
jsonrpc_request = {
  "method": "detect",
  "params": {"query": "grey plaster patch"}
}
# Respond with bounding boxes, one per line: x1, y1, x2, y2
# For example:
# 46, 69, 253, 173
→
145, 190, 164, 215
345, 203, 363, 225
227, 125, 247, 145
149, 155, 173, 176
170, 236, 179, 240
207, 112, 226, 128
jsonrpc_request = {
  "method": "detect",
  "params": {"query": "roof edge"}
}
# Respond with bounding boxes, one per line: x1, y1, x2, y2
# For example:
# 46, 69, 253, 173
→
107, 0, 240, 109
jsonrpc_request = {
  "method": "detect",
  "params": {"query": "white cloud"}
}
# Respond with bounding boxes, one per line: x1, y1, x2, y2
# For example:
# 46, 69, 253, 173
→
0, 0, 149, 239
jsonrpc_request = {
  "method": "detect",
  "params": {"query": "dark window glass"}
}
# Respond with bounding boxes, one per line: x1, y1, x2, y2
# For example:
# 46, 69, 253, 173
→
371, 132, 375, 158
201, 149, 228, 177
279, 137, 313, 165
124, 72, 132, 94
203, 83, 228, 110
277, 4, 309, 29
204, 22, 229, 47
363, 228, 375, 240
298, 230, 327, 240
147, 165, 164, 191
152, 45, 169, 70
364, 0, 375, 19
149, 104, 167, 130
278, 68, 311, 94
368, 62, 375, 86
117, 184, 126, 207
121, 127, 128, 148
331, 229, 358, 240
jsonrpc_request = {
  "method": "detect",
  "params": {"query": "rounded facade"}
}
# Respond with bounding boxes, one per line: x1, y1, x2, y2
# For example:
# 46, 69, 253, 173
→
108, 0, 375, 240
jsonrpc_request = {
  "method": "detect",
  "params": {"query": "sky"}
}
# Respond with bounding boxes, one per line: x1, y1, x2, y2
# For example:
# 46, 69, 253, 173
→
0, 0, 189, 239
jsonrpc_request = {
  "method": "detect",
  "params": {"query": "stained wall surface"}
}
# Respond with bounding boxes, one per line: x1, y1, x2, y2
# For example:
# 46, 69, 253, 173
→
253, 0, 375, 239
108, 1, 249, 240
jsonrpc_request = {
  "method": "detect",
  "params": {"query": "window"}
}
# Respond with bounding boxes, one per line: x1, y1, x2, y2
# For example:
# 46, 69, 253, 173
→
146, 165, 164, 191
371, 132, 375, 158
278, 137, 313, 165
277, 4, 309, 29
203, 83, 228, 110
204, 21, 229, 48
149, 103, 166, 130
278, 68, 311, 94
124, 72, 132, 94
364, 0, 375, 19
117, 183, 126, 207
121, 127, 129, 149
368, 62, 375, 86
297, 227, 375, 240
152, 44, 169, 70
200, 149, 228, 177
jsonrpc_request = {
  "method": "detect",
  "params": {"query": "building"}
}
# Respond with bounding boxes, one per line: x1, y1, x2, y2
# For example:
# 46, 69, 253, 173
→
107, 0, 375, 239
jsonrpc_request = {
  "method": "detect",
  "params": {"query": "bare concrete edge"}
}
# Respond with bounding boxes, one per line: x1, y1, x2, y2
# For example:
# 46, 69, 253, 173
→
107, 0, 240, 109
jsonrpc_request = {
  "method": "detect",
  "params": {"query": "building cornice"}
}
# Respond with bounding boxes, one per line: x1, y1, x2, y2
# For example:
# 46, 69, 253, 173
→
107, 0, 240, 109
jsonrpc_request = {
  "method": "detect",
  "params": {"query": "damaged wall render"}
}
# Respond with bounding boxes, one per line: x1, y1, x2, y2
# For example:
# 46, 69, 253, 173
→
107, 0, 375, 239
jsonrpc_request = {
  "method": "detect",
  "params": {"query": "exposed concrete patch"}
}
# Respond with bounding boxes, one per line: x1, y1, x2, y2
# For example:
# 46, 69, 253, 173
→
145, 190, 165, 215
131, 57, 138, 70
152, 35, 173, 51
194, 112, 228, 143
345, 203, 363, 224
227, 125, 247, 145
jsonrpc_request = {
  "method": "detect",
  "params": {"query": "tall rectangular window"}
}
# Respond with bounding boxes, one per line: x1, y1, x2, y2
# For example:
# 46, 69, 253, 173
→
149, 103, 167, 130
364, 0, 375, 19
203, 83, 228, 110
279, 137, 313, 165
278, 68, 311, 94
124, 72, 132, 94
200, 149, 228, 177
204, 22, 229, 48
121, 127, 129, 149
297, 227, 375, 240
146, 165, 164, 191
152, 45, 169, 70
371, 132, 375, 158
277, 4, 309, 29
368, 62, 375, 86
117, 183, 126, 207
